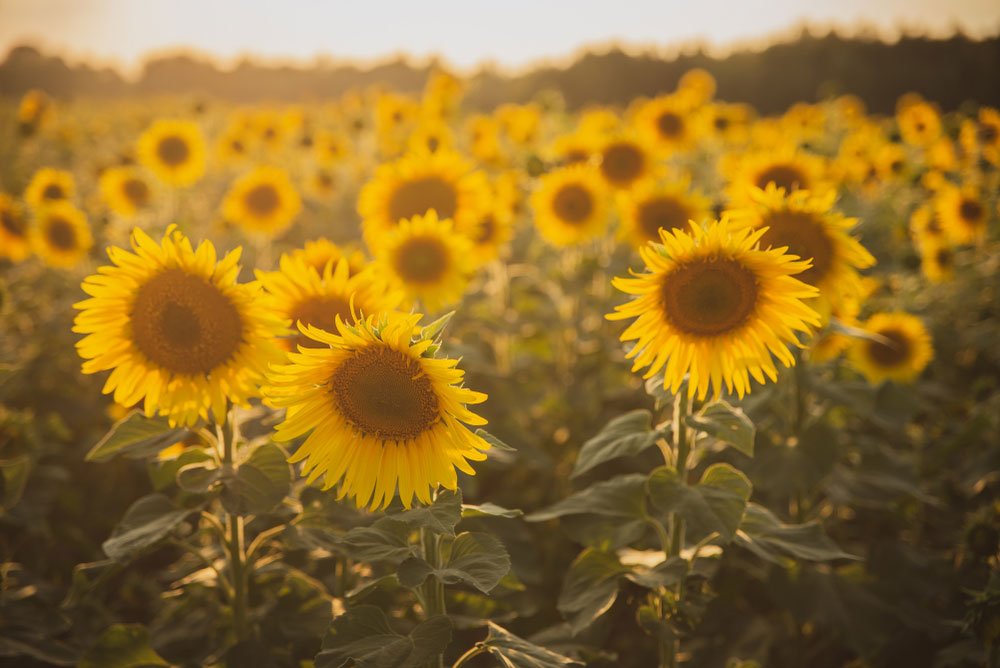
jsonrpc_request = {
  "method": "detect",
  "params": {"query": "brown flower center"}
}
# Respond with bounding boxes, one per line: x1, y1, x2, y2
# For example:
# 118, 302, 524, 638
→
388, 176, 458, 223
122, 178, 150, 207
637, 196, 691, 242
755, 163, 808, 192
289, 295, 353, 349
867, 328, 911, 367
656, 112, 684, 138
393, 236, 449, 284
131, 268, 244, 375
329, 345, 440, 441
244, 184, 280, 217
600, 142, 644, 186
757, 211, 835, 285
552, 183, 594, 225
42, 183, 66, 200
661, 258, 759, 337
156, 135, 190, 167
1, 207, 25, 236
46, 217, 77, 250
959, 198, 984, 224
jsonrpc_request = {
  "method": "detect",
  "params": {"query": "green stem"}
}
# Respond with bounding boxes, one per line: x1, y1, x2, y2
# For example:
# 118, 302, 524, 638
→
669, 390, 690, 558
219, 412, 249, 642
420, 526, 446, 668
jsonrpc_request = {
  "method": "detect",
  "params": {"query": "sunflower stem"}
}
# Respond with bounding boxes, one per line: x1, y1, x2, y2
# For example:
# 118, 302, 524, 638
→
220, 410, 250, 643
420, 525, 446, 668
663, 389, 690, 668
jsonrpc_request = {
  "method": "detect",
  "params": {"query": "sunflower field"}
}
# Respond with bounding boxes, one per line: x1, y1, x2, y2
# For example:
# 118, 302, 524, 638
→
1, 68, 999, 668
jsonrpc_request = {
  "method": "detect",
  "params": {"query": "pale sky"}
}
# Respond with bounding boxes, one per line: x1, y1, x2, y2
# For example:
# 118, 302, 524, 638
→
1, 0, 998, 75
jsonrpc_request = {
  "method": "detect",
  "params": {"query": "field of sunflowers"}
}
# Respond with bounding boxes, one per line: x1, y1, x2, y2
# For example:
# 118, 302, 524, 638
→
1, 68, 999, 668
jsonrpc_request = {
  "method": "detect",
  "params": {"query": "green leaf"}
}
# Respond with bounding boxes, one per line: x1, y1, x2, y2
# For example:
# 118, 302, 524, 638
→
571, 410, 664, 479
646, 464, 752, 542
86, 412, 188, 463
419, 311, 454, 341
736, 503, 858, 563
102, 494, 191, 562
147, 447, 212, 491
339, 518, 415, 564
558, 548, 629, 634
397, 532, 511, 594
315, 605, 452, 668
527, 474, 647, 522
176, 461, 221, 494
461, 502, 524, 519
686, 401, 755, 457
475, 428, 516, 451
394, 488, 462, 537
79, 624, 168, 668
0, 455, 31, 510
624, 555, 688, 590
479, 622, 582, 668
220, 443, 291, 515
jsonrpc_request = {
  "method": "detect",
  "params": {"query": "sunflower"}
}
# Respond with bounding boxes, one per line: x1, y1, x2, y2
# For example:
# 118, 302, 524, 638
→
531, 165, 610, 247
897, 100, 941, 148
216, 126, 253, 164
677, 68, 716, 105
616, 178, 712, 249
960, 107, 1000, 165
307, 167, 338, 202
597, 135, 655, 190
495, 103, 542, 147
407, 120, 455, 155
935, 185, 988, 245
99, 166, 154, 219
17, 89, 53, 136
726, 184, 876, 318
465, 208, 515, 265
847, 312, 933, 384
73, 226, 286, 427
265, 311, 490, 510
221, 166, 302, 237
137, 119, 207, 187
358, 150, 489, 247
257, 255, 402, 351
289, 238, 369, 277
634, 95, 697, 154
0, 194, 31, 262
703, 102, 753, 144
808, 297, 862, 363
24, 168, 75, 210
608, 219, 821, 400
30, 202, 92, 268
372, 210, 475, 312
909, 204, 947, 249
723, 147, 828, 206
918, 238, 956, 283
314, 129, 350, 165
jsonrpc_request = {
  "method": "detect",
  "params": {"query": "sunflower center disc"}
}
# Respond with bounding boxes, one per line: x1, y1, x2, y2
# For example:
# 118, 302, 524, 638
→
395, 236, 449, 284
330, 346, 440, 440
656, 112, 683, 138
157, 136, 190, 167
123, 178, 150, 207
290, 296, 353, 348
868, 328, 911, 367
755, 164, 807, 191
601, 143, 643, 185
552, 184, 594, 224
46, 217, 77, 250
388, 176, 458, 223
1, 208, 25, 235
42, 184, 65, 200
758, 211, 835, 285
244, 184, 280, 217
131, 268, 243, 375
661, 258, 759, 336
959, 199, 984, 223
638, 196, 690, 241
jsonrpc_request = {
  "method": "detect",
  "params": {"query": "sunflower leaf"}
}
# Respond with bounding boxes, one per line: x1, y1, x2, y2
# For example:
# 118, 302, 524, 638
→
85, 412, 188, 463
686, 401, 755, 457
527, 474, 648, 522
79, 624, 168, 668
394, 488, 462, 537
338, 518, 416, 564
315, 605, 451, 668
102, 494, 192, 562
398, 532, 511, 594
646, 464, 752, 542
571, 410, 665, 479
461, 502, 524, 519
475, 428, 517, 451
479, 622, 583, 668
735, 503, 859, 563
557, 548, 629, 634
220, 443, 291, 515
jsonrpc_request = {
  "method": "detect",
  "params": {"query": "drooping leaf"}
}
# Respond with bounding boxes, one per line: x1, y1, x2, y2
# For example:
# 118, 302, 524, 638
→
479, 622, 582, 668
736, 503, 858, 563
338, 517, 415, 564
527, 474, 647, 522
686, 401, 755, 457
646, 464, 752, 542
397, 532, 511, 594
220, 443, 291, 515
86, 412, 188, 463
102, 494, 192, 562
571, 410, 665, 479
79, 624, 168, 668
314, 605, 451, 668
461, 502, 524, 519
394, 488, 462, 537
558, 548, 629, 634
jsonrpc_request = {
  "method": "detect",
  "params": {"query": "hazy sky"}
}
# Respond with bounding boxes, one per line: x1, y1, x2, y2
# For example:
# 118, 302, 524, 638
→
2, 0, 998, 74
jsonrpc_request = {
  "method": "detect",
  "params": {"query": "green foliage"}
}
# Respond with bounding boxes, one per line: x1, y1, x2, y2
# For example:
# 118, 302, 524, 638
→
647, 464, 752, 543
101, 493, 193, 562
79, 624, 168, 668
85, 412, 188, 463
315, 606, 452, 668
571, 409, 665, 479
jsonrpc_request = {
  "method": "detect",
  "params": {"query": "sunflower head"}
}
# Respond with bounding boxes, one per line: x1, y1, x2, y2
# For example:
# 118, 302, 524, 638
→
30, 202, 92, 269
137, 119, 207, 187
24, 168, 75, 210
635, 95, 698, 153
723, 147, 828, 206
73, 226, 286, 426
265, 311, 490, 510
289, 238, 369, 277
531, 164, 610, 247
222, 166, 302, 237
608, 218, 821, 400
597, 135, 654, 190
848, 312, 933, 384
616, 177, 712, 249
100, 166, 154, 219
0, 194, 31, 263
897, 99, 942, 147
935, 185, 988, 245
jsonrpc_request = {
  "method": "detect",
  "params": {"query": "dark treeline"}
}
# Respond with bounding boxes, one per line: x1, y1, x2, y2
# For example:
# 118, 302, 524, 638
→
1, 29, 998, 114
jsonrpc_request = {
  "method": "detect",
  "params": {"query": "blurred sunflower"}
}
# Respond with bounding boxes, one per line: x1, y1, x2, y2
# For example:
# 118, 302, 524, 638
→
137, 119, 206, 187
918, 238, 956, 283
848, 312, 933, 384
0, 194, 31, 262
24, 168, 75, 209
99, 167, 153, 219
407, 119, 455, 155
546, 131, 598, 166
960, 107, 1000, 165
935, 185, 988, 245
608, 219, 820, 400
17, 89, 53, 136
727, 185, 876, 318
30, 202, 92, 268
314, 129, 349, 165
373, 210, 474, 312
358, 150, 488, 246
465, 208, 515, 265
616, 178, 712, 249
723, 147, 827, 205
531, 165, 609, 247
634, 95, 698, 153
307, 167, 338, 203
290, 238, 368, 277
73, 226, 286, 426
597, 135, 654, 190
909, 204, 948, 249
257, 255, 402, 351
676, 68, 716, 105
897, 100, 942, 147
221, 166, 302, 237
265, 311, 490, 510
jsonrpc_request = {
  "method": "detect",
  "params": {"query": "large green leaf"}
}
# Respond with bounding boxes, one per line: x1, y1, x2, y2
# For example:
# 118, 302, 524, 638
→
624, 555, 688, 590
686, 401, 755, 457
558, 548, 629, 634
571, 410, 665, 479
527, 474, 648, 522
102, 494, 191, 562
79, 624, 168, 668
397, 532, 510, 594
394, 488, 463, 537
314, 605, 451, 668
338, 517, 415, 564
646, 464, 752, 542
736, 503, 858, 563
86, 412, 188, 463
220, 443, 291, 515
479, 622, 582, 668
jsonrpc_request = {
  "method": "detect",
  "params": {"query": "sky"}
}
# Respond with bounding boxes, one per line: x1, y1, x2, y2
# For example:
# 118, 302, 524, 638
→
1, 0, 998, 75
